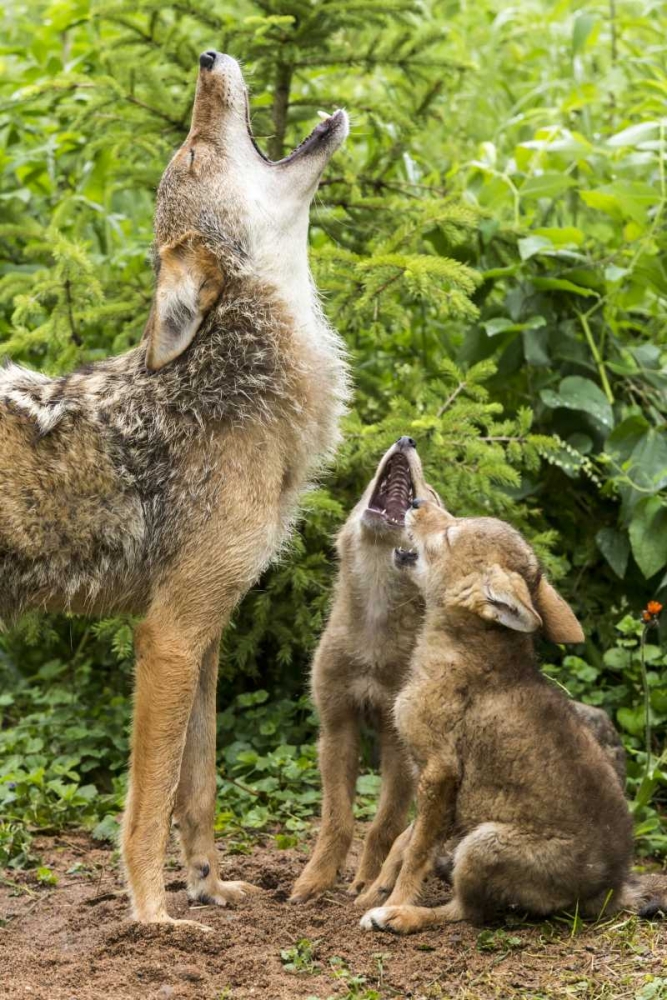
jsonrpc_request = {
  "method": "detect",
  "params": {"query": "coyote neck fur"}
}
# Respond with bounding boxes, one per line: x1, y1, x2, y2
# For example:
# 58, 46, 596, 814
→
415, 612, 537, 689
0, 271, 348, 622
334, 531, 422, 676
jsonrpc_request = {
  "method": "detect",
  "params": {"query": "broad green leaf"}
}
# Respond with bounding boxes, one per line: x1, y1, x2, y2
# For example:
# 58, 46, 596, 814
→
629, 498, 667, 578
540, 376, 614, 431
617, 705, 645, 736
533, 226, 585, 247
517, 235, 553, 260
530, 277, 597, 297
580, 182, 657, 225
520, 174, 576, 200
572, 12, 597, 53
605, 415, 651, 462
482, 316, 546, 337
608, 121, 664, 147
595, 528, 630, 578
629, 429, 667, 491
522, 326, 550, 366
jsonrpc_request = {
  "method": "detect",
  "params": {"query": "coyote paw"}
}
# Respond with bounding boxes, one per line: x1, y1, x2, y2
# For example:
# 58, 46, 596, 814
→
134, 911, 213, 932
188, 878, 260, 907
354, 884, 390, 909
289, 872, 335, 903
360, 905, 418, 935
348, 875, 373, 897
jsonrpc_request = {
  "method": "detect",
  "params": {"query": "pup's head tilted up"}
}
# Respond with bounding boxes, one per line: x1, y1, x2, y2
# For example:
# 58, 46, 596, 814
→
146, 52, 349, 370
398, 499, 583, 644
357, 437, 441, 541
337, 437, 442, 578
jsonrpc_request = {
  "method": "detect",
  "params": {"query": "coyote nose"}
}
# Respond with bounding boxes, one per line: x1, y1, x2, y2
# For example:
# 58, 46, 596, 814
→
411, 498, 425, 509
199, 51, 218, 71
396, 436, 416, 449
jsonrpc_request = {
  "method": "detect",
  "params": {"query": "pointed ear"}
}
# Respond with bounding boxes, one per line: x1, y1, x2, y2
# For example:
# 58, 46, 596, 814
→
450, 565, 542, 633
145, 235, 223, 370
480, 565, 542, 633
534, 577, 584, 644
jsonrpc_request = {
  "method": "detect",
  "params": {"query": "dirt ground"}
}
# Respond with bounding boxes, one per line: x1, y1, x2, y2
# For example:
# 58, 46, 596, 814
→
1, 830, 666, 1000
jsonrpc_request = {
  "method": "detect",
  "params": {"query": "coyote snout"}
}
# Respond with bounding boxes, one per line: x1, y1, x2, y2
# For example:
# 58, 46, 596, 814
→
148, 51, 349, 369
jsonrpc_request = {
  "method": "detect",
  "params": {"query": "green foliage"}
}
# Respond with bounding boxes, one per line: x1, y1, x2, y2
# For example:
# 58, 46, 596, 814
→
0, 0, 666, 862
280, 938, 320, 975
545, 612, 667, 854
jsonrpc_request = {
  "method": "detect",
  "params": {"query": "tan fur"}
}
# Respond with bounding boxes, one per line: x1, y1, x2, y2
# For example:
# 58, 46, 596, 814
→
1, 53, 349, 927
290, 440, 441, 902
360, 502, 637, 934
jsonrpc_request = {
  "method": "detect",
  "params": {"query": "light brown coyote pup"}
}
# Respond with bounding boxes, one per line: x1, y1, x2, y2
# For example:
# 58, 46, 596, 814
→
360, 500, 652, 934
290, 437, 441, 902
0, 52, 349, 927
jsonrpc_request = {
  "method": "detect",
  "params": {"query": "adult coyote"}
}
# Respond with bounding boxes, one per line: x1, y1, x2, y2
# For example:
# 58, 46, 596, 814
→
0, 51, 349, 927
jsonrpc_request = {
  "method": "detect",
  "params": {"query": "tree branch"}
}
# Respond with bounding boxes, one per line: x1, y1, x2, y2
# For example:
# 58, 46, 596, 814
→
269, 61, 293, 161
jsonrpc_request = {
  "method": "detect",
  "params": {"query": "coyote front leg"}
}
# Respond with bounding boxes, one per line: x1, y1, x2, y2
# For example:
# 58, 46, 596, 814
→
173, 633, 258, 908
122, 615, 213, 927
355, 822, 414, 910
290, 710, 360, 902
374, 766, 456, 909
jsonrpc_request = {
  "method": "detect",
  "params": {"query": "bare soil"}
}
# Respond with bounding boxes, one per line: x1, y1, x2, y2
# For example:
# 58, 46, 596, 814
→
1, 830, 665, 1000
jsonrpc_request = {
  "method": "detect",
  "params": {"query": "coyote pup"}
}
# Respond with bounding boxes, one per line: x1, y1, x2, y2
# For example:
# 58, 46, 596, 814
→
290, 438, 441, 902
361, 500, 643, 934
0, 53, 349, 927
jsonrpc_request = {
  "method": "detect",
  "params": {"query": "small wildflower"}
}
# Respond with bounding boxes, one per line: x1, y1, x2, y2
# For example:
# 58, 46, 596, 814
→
641, 600, 663, 624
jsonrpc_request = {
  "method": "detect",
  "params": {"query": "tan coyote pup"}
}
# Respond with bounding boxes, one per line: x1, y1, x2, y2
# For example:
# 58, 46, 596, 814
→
0, 52, 349, 928
290, 437, 441, 902
359, 500, 659, 934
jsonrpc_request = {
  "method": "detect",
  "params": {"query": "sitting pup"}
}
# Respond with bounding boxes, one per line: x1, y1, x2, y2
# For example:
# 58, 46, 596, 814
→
290, 437, 441, 902
360, 500, 650, 934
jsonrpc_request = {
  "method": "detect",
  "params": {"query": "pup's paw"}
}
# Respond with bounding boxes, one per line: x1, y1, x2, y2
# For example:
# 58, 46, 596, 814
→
354, 884, 390, 909
289, 880, 331, 903
188, 878, 260, 907
165, 916, 214, 932
134, 912, 213, 932
348, 874, 374, 897
359, 905, 419, 935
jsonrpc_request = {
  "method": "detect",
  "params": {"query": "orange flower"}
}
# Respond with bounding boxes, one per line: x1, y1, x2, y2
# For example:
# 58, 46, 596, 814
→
642, 600, 663, 623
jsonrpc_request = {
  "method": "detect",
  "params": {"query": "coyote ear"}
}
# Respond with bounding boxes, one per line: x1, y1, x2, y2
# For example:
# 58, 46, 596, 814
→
480, 565, 542, 634
535, 577, 584, 644
145, 236, 223, 371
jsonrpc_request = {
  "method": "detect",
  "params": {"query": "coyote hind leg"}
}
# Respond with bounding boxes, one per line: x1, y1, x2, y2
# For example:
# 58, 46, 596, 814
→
173, 633, 259, 908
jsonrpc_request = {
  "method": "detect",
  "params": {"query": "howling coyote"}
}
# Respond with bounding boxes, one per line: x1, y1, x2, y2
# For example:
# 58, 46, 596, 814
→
0, 51, 349, 927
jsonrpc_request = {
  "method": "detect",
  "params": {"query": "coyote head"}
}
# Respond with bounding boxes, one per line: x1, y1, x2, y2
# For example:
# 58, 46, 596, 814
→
146, 52, 349, 370
401, 501, 584, 644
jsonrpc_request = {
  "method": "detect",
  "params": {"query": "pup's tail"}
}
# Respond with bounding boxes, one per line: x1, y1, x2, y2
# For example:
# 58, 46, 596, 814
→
619, 872, 667, 919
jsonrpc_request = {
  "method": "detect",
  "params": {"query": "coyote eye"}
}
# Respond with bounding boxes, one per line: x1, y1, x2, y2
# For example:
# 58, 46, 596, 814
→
189, 148, 196, 167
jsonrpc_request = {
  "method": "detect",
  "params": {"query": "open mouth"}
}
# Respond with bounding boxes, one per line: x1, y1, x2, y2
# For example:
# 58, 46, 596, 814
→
246, 103, 347, 165
365, 452, 415, 528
